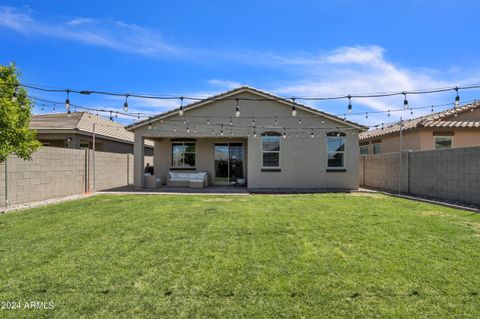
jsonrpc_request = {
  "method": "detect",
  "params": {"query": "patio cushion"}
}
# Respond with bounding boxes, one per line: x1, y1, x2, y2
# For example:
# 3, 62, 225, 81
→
169, 171, 208, 182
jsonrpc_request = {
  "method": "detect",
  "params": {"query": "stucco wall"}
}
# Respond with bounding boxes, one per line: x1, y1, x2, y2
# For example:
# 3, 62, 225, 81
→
139, 90, 361, 189
360, 147, 480, 206
1, 147, 135, 208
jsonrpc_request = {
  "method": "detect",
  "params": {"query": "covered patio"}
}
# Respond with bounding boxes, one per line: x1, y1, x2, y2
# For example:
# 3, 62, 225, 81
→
133, 136, 248, 189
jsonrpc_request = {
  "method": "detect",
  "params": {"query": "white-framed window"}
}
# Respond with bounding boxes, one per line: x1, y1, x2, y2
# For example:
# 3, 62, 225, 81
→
326, 132, 346, 168
261, 132, 281, 168
434, 135, 453, 150
171, 142, 196, 168
360, 144, 369, 155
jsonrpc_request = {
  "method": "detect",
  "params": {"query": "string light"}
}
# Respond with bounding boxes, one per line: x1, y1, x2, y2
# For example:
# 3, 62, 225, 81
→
235, 98, 240, 117
65, 90, 71, 113
109, 110, 113, 121
11, 86, 18, 102
179, 97, 184, 116
403, 92, 409, 110
283, 128, 287, 139
310, 129, 315, 138
123, 94, 129, 112
291, 98, 297, 116
298, 118, 302, 125
253, 126, 257, 138
229, 117, 233, 125
454, 87, 460, 108
274, 117, 278, 125
207, 117, 210, 125
365, 112, 368, 119
348, 95, 352, 113
220, 124, 224, 136
12, 82, 480, 104
387, 110, 391, 117
251, 118, 255, 125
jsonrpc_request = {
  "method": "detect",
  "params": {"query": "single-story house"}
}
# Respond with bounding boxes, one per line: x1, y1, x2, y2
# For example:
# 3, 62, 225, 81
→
31, 112, 154, 156
359, 101, 480, 154
126, 86, 366, 190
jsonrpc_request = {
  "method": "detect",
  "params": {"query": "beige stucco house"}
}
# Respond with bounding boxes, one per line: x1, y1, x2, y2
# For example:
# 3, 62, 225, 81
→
127, 87, 366, 190
359, 102, 480, 154
31, 112, 154, 155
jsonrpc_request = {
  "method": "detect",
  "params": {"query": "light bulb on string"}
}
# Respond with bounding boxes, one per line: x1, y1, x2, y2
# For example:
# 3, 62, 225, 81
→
403, 92, 409, 110
347, 95, 352, 113
454, 87, 460, 109
65, 90, 71, 113
229, 117, 233, 126
123, 94, 129, 112
207, 117, 210, 125
220, 124, 224, 136
291, 98, 297, 116
11, 86, 18, 102
310, 129, 314, 138
179, 97, 184, 116
387, 110, 391, 117
235, 98, 240, 117
274, 117, 278, 125
298, 118, 302, 125
365, 112, 368, 119
251, 118, 255, 126
283, 128, 287, 139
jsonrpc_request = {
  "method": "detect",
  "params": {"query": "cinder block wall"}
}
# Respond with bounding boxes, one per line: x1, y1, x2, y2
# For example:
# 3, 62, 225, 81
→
0, 147, 137, 208
1, 148, 87, 207
90, 151, 133, 191
360, 146, 480, 206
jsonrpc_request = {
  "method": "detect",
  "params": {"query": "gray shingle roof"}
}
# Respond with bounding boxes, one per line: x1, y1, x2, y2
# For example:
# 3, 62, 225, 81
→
31, 112, 154, 147
359, 101, 480, 141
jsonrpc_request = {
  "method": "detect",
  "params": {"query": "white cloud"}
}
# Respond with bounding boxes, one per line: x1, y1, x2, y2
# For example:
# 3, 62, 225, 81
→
207, 79, 243, 89
0, 6, 180, 57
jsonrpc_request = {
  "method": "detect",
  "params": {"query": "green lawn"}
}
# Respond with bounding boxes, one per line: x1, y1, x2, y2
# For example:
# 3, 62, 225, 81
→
0, 194, 479, 318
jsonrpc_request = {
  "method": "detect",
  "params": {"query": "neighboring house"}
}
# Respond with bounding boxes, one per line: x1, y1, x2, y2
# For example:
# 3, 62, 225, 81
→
31, 112, 154, 155
359, 102, 480, 154
126, 86, 367, 190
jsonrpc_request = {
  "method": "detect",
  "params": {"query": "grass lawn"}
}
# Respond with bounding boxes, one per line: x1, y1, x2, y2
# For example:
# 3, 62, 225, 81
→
0, 193, 479, 318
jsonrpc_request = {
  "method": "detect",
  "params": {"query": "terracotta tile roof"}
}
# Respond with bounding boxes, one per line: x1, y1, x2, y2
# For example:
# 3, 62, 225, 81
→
126, 86, 368, 131
359, 101, 480, 141
31, 112, 154, 147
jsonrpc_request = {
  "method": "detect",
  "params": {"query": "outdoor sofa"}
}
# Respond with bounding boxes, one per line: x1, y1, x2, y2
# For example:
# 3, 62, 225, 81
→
167, 171, 209, 188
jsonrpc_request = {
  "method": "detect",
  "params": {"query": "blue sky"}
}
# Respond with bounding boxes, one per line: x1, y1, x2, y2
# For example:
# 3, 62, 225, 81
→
1, 0, 480, 127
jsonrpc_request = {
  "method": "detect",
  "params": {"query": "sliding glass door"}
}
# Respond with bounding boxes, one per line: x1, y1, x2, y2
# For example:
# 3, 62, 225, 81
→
214, 143, 244, 184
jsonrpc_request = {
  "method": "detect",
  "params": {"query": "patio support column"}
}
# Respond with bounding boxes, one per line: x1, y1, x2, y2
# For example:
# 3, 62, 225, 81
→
134, 131, 145, 188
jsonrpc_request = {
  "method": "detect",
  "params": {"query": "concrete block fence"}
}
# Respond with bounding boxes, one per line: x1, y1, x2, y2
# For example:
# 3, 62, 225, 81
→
1, 147, 135, 208
359, 146, 480, 206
